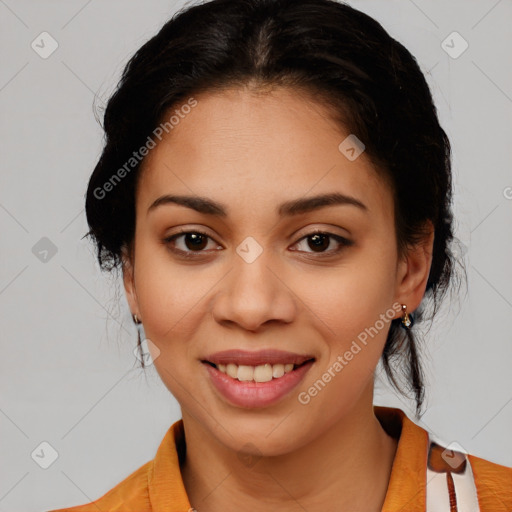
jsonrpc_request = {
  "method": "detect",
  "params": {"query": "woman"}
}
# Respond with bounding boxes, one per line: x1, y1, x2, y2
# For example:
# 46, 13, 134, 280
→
49, 0, 512, 510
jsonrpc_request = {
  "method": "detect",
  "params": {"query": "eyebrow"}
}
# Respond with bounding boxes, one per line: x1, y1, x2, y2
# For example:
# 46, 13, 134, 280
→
147, 192, 368, 217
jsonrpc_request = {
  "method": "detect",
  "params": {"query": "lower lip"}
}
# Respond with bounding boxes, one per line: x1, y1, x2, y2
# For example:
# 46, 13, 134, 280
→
203, 360, 314, 408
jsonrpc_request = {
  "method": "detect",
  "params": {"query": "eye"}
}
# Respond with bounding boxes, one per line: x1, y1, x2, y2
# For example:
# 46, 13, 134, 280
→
162, 228, 353, 259
291, 230, 353, 256
163, 229, 222, 258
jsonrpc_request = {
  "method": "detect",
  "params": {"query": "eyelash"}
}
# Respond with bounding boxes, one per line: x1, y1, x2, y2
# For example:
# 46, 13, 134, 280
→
162, 228, 353, 259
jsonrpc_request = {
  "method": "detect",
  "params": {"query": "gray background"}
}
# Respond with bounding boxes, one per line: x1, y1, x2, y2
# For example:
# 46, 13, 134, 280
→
0, 0, 511, 510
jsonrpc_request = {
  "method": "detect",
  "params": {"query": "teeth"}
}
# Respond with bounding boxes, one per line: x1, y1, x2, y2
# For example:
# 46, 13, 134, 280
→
254, 364, 273, 382
272, 364, 285, 378
214, 362, 297, 382
238, 365, 255, 381
226, 363, 238, 379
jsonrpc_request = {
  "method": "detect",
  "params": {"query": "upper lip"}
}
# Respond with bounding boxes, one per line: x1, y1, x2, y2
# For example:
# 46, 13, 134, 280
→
203, 349, 315, 367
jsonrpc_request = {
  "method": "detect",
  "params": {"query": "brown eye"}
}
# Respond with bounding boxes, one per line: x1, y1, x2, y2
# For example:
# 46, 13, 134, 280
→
292, 231, 353, 255
181, 232, 208, 251
308, 233, 330, 252
163, 230, 221, 257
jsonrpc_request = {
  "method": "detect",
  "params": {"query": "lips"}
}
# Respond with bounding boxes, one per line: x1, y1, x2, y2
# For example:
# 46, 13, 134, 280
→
201, 349, 316, 408
202, 349, 315, 367
203, 357, 315, 408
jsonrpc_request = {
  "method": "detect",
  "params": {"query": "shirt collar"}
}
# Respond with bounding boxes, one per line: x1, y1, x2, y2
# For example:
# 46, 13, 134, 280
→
148, 406, 427, 511
148, 418, 192, 511
376, 406, 428, 511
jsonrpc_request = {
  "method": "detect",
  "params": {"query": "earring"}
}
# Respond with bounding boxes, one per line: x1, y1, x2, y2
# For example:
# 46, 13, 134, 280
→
132, 313, 144, 365
400, 304, 413, 329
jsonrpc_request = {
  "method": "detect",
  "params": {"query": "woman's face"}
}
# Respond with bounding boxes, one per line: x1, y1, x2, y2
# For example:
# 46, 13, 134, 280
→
123, 86, 430, 455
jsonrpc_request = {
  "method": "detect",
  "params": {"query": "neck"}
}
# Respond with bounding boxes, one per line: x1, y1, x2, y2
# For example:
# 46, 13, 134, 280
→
181, 385, 398, 512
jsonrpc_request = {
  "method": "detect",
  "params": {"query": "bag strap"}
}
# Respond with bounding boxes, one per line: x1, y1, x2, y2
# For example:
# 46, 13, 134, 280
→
426, 436, 480, 512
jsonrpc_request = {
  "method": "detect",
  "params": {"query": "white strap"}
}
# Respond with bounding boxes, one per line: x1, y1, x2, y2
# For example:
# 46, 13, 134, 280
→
426, 437, 480, 512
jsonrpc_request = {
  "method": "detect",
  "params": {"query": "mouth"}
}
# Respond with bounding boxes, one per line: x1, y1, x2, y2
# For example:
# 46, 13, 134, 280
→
202, 352, 316, 408
201, 349, 315, 383
201, 359, 315, 383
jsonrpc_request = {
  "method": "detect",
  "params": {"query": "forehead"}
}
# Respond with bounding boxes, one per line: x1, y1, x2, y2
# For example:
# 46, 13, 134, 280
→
137, 86, 392, 221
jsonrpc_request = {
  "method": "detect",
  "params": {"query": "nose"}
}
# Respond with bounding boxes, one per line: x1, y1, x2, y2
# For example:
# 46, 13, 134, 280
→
211, 248, 297, 332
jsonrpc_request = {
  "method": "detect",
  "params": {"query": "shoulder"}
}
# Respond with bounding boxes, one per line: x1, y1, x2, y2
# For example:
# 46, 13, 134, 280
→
47, 459, 153, 512
376, 405, 512, 511
468, 452, 512, 508
47, 420, 190, 512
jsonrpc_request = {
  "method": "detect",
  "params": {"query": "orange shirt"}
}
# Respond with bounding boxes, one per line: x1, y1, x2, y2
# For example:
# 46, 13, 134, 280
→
48, 406, 512, 511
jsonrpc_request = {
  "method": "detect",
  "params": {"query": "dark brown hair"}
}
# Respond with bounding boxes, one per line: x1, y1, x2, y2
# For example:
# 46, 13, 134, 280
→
84, 0, 466, 417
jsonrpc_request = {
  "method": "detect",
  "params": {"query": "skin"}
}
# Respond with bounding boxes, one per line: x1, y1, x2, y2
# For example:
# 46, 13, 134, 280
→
122, 85, 434, 512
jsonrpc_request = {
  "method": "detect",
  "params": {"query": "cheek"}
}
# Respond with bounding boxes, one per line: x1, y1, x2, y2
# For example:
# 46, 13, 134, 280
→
295, 253, 396, 334
294, 274, 395, 423
134, 261, 208, 400
133, 245, 209, 345
290, 251, 397, 382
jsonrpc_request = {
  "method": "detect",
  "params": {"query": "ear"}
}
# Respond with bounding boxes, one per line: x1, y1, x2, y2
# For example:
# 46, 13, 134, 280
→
121, 245, 140, 318
394, 220, 435, 314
